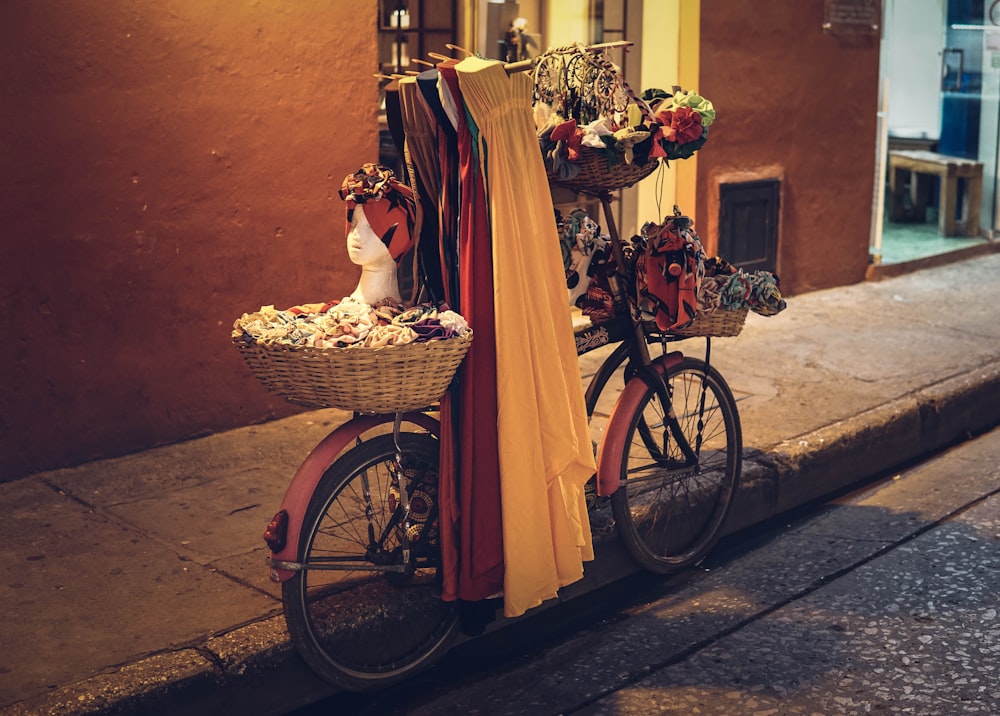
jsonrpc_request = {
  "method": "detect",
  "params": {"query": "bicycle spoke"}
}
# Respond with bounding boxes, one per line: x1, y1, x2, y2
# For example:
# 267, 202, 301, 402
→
282, 433, 459, 691
611, 359, 742, 573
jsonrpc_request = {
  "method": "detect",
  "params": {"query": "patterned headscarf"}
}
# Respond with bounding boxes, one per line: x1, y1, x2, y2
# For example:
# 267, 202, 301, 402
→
339, 164, 416, 262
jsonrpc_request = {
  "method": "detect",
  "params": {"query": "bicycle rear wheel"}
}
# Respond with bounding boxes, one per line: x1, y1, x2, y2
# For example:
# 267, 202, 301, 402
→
610, 357, 741, 573
282, 432, 459, 692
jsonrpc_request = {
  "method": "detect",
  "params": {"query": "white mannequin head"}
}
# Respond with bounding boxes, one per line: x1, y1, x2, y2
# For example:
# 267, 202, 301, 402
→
347, 204, 395, 270
346, 204, 400, 304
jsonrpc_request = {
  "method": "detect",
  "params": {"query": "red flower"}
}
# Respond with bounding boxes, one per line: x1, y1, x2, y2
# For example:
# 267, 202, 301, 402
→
647, 126, 668, 159
551, 119, 583, 161
655, 106, 703, 145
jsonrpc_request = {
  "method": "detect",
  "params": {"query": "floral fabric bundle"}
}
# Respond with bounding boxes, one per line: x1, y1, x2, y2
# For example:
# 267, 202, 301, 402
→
699, 258, 787, 317
531, 44, 715, 175
338, 163, 408, 206
233, 299, 470, 350
633, 88, 716, 161
557, 207, 612, 307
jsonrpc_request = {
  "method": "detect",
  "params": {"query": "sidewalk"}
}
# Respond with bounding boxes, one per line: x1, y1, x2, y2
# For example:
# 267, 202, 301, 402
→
3, 251, 1000, 716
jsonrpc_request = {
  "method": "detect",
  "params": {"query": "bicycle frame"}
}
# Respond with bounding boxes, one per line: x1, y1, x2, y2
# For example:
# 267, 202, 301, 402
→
265, 410, 440, 583
579, 190, 697, 496
595, 350, 685, 496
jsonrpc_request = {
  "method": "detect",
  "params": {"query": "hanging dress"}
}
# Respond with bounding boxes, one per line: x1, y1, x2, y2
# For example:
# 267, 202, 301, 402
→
417, 69, 460, 306
438, 61, 505, 602
456, 56, 595, 618
399, 77, 445, 303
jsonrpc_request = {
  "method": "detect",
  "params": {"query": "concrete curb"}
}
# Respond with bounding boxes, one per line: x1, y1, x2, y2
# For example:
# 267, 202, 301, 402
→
731, 358, 1000, 533
6, 360, 1000, 716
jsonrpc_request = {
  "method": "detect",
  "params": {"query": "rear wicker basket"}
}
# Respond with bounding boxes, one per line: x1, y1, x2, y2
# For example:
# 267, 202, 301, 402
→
234, 332, 473, 413
548, 148, 659, 193
666, 307, 748, 338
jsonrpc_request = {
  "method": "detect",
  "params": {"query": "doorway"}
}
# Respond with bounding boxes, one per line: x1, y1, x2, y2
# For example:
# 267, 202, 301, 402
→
873, 0, 995, 267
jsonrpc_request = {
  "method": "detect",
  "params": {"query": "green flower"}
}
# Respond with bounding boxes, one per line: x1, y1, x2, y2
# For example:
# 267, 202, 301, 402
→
670, 91, 715, 128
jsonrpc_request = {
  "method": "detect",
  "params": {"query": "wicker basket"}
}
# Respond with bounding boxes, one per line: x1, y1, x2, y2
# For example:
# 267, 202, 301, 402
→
666, 307, 749, 338
548, 147, 659, 193
234, 332, 473, 413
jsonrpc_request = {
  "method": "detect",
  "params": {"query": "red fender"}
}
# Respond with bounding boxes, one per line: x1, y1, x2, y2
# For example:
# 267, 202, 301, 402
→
266, 411, 440, 583
596, 351, 684, 497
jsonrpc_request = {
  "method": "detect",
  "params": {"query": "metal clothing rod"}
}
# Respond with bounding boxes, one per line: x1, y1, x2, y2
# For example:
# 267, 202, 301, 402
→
504, 40, 634, 75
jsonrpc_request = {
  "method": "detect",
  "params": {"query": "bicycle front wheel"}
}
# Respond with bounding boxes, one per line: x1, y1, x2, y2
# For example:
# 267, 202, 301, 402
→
610, 357, 742, 573
282, 432, 459, 692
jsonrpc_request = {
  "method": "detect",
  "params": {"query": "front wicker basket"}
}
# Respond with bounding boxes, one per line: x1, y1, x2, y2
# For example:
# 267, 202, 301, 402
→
234, 332, 473, 413
548, 147, 659, 193
666, 307, 749, 338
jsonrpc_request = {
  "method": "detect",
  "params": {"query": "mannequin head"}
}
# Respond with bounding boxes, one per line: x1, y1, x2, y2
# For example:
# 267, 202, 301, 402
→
339, 164, 417, 304
346, 204, 395, 270
339, 163, 416, 264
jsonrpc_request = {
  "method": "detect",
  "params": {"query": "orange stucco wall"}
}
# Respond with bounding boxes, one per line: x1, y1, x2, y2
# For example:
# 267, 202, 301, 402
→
2, 2, 378, 479
696, 2, 880, 294
2, 1, 884, 480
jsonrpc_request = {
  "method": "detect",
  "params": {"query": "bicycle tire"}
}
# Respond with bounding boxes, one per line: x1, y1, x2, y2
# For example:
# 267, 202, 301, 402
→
610, 357, 742, 573
282, 432, 459, 692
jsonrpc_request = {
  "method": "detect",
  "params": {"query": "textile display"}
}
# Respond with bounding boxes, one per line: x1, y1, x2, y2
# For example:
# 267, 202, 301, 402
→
398, 76, 446, 303
439, 60, 505, 604
700, 257, 788, 317
557, 207, 612, 308
631, 215, 787, 327
635, 214, 706, 332
417, 69, 461, 307
456, 55, 595, 619
232, 299, 470, 350
531, 45, 715, 180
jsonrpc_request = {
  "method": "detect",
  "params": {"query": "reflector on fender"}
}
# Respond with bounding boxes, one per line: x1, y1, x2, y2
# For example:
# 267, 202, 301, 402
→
263, 509, 289, 552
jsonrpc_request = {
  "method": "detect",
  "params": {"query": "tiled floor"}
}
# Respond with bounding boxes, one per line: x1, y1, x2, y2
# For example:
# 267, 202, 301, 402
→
875, 215, 988, 264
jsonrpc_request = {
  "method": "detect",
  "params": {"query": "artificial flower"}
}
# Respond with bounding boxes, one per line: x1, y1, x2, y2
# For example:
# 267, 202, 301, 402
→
670, 90, 715, 127
550, 119, 583, 161
655, 105, 703, 145
613, 126, 651, 164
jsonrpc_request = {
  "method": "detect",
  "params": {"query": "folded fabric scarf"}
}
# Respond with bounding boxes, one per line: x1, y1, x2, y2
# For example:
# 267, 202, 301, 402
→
580, 117, 616, 149
697, 276, 724, 313
339, 163, 399, 204
537, 116, 582, 180
699, 257, 787, 316
612, 126, 651, 164
550, 119, 582, 161
635, 215, 705, 331
363, 323, 416, 348
557, 207, 610, 309
576, 284, 614, 323
233, 300, 470, 349
390, 304, 471, 342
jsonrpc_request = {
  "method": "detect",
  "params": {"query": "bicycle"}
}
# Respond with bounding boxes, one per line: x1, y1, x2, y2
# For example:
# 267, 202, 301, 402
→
260, 189, 743, 692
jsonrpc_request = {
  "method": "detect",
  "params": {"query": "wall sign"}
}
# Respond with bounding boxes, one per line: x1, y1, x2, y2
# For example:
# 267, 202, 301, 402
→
823, 0, 881, 35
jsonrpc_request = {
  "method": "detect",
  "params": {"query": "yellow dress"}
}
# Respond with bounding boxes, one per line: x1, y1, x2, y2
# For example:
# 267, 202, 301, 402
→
455, 56, 595, 618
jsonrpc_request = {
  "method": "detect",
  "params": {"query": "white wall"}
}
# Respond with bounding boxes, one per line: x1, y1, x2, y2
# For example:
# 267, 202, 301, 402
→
881, 0, 946, 139
980, 5, 1000, 232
